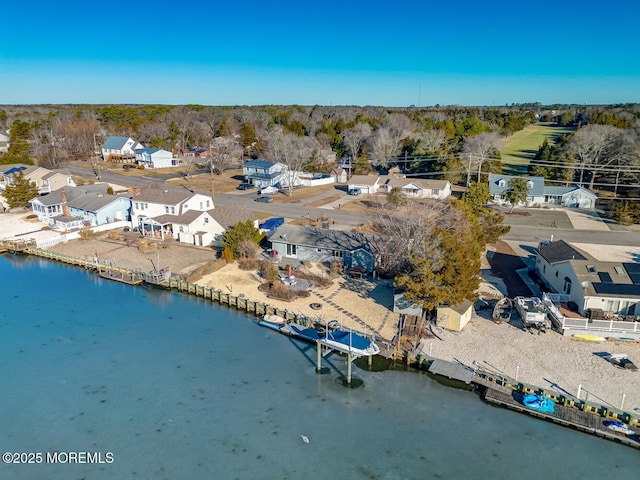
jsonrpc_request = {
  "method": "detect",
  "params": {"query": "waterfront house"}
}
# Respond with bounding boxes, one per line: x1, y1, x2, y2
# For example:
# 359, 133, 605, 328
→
489, 173, 596, 208
536, 240, 640, 318
135, 148, 177, 169
30, 184, 130, 230
101, 136, 143, 163
269, 224, 377, 272
242, 160, 287, 188
130, 187, 215, 243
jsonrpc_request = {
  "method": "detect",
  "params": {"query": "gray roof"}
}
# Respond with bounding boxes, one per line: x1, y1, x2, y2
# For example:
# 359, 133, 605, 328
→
31, 184, 128, 212
209, 202, 256, 229
537, 240, 590, 263
32, 184, 111, 206
349, 175, 380, 186
132, 188, 193, 205
244, 160, 278, 170
488, 174, 545, 196
543, 185, 597, 198
269, 224, 376, 252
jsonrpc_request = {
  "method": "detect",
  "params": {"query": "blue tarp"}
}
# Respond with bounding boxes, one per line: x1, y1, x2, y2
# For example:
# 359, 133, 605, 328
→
3, 166, 27, 175
260, 217, 285, 231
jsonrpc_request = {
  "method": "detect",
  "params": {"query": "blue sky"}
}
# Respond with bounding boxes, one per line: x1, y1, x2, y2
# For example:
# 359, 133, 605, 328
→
1, 0, 638, 106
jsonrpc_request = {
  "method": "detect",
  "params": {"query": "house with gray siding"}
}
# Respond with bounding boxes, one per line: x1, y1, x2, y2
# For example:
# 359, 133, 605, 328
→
242, 160, 287, 188
268, 224, 377, 272
30, 183, 131, 230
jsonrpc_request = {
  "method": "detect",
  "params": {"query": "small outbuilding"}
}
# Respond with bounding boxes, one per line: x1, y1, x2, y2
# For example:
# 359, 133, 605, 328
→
437, 299, 474, 332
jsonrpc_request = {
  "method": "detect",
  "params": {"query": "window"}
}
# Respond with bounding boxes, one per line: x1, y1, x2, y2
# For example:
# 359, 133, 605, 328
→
526, 181, 534, 189
165, 206, 170, 213
204, 217, 209, 224
332, 250, 342, 258
586, 265, 597, 273
498, 180, 505, 187
563, 277, 572, 294
206, 200, 210, 208
614, 266, 625, 275
316, 248, 322, 253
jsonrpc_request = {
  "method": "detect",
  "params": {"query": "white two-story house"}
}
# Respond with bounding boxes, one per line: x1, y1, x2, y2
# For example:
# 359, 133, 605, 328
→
101, 136, 143, 163
131, 187, 215, 245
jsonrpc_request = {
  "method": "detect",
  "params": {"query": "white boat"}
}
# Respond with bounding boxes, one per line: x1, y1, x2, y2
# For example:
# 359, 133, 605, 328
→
514, 296, 551, 329
258, 314, 288, 332
282, 322, 379, 358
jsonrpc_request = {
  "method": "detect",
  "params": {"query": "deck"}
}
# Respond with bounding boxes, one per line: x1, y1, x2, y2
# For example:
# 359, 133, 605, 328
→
483, 387, 640, 449
98, 270, 144, 286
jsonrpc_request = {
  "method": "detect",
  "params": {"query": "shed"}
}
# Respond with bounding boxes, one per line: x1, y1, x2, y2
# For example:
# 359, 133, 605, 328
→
437, 299, 474, 332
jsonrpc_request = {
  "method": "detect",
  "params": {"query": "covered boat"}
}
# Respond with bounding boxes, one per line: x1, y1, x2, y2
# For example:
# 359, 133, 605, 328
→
522, 394, 555, 413
603, 420, 635, 435
282, 323, 379, 358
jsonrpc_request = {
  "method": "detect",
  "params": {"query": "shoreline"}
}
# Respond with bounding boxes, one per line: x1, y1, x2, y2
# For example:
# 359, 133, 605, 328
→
2, 212, 640, 425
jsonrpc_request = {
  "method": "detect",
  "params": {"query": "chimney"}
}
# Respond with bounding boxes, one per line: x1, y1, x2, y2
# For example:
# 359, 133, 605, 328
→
61, 189, 71, 217
132, 185, 141, 196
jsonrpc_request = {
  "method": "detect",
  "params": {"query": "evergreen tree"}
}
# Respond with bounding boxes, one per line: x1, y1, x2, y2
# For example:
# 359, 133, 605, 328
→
3, 171, 39, 208
221, 220, 264, 259
504, 177, 529, 212
1, 120, 33, 165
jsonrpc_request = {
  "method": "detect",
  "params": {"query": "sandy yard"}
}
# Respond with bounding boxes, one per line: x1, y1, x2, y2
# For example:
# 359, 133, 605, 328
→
2, 212, 640, 413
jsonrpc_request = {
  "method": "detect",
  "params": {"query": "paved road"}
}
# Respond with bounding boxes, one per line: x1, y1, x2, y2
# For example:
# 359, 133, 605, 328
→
67, 164, 640, 245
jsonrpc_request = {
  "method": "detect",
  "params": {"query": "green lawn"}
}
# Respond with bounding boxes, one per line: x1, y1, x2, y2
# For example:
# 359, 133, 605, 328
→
500, 122, 575, 175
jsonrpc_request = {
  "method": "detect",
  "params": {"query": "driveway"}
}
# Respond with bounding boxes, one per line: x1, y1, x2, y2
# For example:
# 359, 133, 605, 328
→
564, 209, 610, 231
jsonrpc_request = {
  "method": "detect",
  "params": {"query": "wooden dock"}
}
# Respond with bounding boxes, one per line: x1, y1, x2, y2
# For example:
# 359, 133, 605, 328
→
98, 270, 143, 285
483, 387, 640, 449
428, 359, 474, 384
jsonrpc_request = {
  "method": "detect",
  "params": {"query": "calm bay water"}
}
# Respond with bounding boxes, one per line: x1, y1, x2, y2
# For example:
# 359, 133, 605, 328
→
0, 254, 638, 480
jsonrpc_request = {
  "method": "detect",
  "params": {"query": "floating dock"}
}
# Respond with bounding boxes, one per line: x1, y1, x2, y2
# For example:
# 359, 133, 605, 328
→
98, 270, 143, 286
482, 385, 640, 449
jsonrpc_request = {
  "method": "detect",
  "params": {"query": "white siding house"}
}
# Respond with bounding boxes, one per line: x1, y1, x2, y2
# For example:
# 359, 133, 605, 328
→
536, 240, 640, 319
135, 148, 176, 169
131, 188, 216, 244
101, 136, 143, 162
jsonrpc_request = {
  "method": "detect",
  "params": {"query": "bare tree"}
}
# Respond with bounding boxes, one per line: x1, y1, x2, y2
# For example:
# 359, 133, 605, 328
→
461, 132, 502, 184
413, 128, 446, 155
265, 126, 318, 196
368, 114, 414, 167
568, 124, 635, 190
342, 123, 372, 174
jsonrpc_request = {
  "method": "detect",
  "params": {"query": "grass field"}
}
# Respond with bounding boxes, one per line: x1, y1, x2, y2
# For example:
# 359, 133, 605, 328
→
501, 122, 575, 175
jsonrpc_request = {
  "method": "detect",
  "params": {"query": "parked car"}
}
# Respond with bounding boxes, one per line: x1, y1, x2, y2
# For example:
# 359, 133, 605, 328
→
259, 186, 279, 195
237, 183, 255, 190
122, 164, 136, 169
255, 196, 273, 203
348, 188, 361, 196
